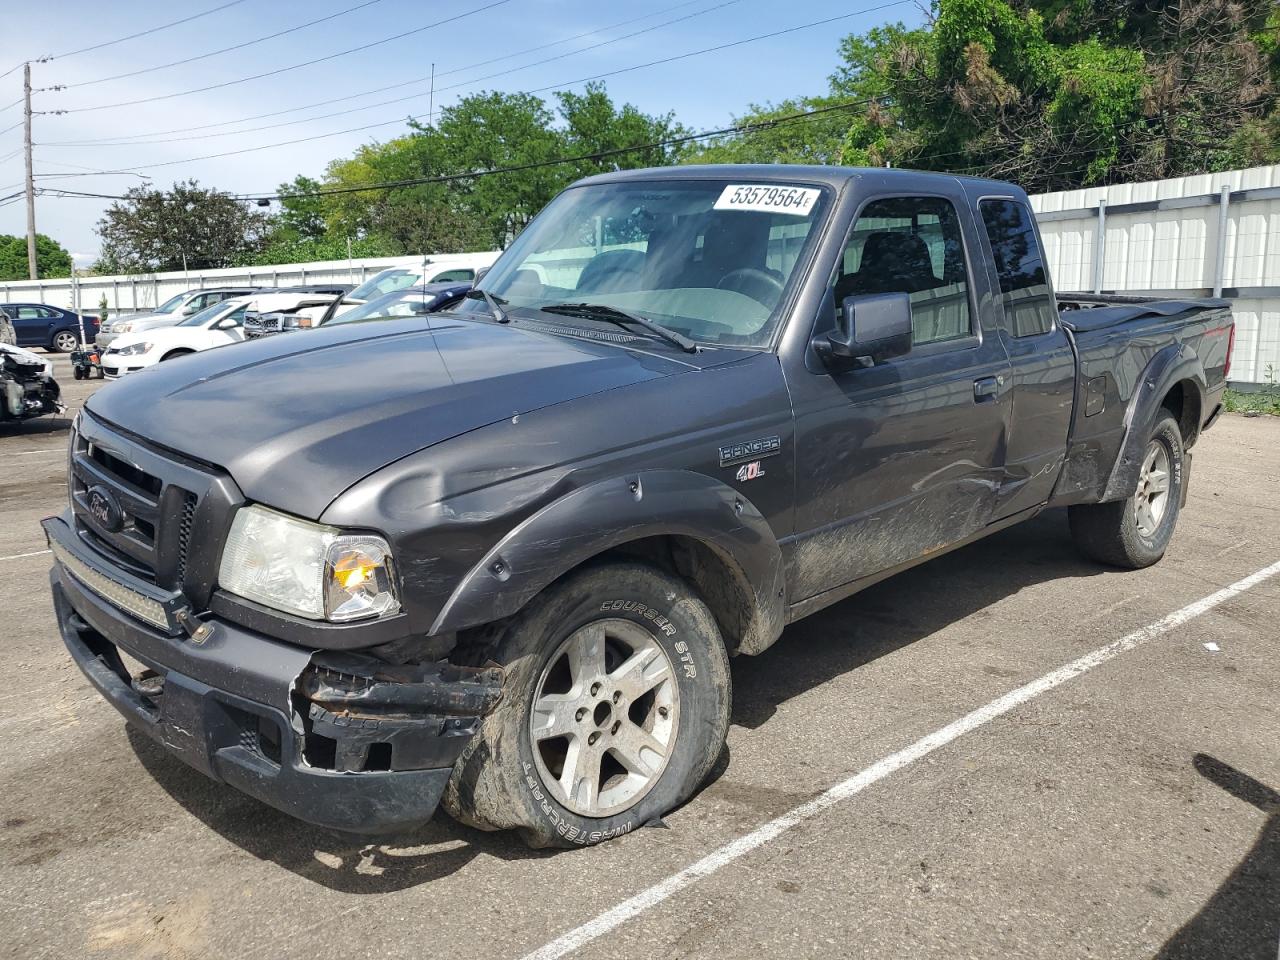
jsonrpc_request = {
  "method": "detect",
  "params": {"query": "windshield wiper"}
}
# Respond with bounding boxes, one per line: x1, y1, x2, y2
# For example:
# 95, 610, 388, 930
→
539, 302, 697, 354
464, 288, 509, 324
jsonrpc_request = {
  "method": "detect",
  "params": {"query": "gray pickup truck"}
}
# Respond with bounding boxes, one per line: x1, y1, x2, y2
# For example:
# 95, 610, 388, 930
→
45, 165, 1234, 848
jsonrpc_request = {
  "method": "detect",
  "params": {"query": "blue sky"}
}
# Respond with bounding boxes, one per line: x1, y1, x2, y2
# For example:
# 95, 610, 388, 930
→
0, 0, 922, 260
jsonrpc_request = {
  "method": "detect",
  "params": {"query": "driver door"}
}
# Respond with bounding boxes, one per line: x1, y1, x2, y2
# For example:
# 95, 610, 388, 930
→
787, 190, 1011, 602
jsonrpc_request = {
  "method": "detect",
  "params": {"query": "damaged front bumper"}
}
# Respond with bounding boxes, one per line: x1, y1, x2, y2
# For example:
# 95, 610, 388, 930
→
47, 520, 502, 835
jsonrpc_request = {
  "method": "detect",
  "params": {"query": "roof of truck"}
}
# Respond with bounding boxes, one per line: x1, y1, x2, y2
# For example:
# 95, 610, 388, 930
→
573, 163, 1018, 193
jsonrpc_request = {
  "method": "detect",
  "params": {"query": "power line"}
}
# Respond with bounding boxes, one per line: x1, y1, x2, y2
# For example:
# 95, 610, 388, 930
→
244, 98, 888, 202
0, 2, 251, 84
55, 0, 516, 114
42, 0, 741, 148
60, 0, 388, 89
44, 1, 250, 61
17, 99, 885, 206
38, 0, 715, 146
54, 1, 913, 175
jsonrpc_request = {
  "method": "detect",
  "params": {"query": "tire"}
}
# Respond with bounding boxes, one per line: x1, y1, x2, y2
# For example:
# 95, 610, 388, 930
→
443, 561, 731, 849
73, 367, 84, 380
52, 330, 78, 353
159, 349, 193, 362
1069, 412, 1184, 569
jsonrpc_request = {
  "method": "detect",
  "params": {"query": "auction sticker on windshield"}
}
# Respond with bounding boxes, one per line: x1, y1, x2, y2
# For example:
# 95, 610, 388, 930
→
714, 184, 820, 215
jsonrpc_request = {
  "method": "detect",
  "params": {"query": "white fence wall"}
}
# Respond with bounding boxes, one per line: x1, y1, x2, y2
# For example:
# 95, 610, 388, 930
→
0, 254, 475, 316
1030, 164, 1280, 385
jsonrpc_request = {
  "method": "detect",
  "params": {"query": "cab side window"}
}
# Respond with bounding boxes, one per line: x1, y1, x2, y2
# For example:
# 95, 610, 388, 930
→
980, 199, 1056, 337
432, 268, 475, 282
832, 196, 973, 346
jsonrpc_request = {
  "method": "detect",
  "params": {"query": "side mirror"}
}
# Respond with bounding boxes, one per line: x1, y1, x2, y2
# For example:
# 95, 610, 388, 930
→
818, 292, 913, 371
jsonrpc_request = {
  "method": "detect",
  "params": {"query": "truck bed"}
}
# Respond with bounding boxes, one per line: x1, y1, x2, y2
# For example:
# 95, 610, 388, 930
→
1050, 294, 1234, 508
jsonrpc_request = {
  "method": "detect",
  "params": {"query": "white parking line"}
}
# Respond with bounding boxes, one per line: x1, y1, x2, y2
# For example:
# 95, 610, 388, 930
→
518, 557, 1280, 960
0, 549, 50, 562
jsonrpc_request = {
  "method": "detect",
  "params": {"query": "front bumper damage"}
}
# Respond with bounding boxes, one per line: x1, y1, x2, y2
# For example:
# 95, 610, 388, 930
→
46, 516, 502, 834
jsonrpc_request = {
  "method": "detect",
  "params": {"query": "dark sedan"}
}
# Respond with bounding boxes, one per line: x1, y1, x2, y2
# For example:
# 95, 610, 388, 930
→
0, 303, 100, 352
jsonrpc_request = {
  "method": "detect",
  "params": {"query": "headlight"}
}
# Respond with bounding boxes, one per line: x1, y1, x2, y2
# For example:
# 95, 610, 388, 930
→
217, 505, 400, 622
115, 342, 151, 356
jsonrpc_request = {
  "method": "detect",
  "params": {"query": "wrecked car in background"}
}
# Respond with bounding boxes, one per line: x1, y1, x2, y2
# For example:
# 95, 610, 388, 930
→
45, 165, 1233, 848
1, 339, 63, 424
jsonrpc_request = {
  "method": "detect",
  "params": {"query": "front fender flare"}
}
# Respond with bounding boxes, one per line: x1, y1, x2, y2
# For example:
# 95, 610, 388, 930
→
1102, 342, 1205, 502
430, 470, 787, 654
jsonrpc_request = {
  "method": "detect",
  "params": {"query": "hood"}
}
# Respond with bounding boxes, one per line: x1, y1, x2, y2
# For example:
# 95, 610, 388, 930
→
86, 315, 724, 518
109, 314, 181, 333
0, 341, 53, 376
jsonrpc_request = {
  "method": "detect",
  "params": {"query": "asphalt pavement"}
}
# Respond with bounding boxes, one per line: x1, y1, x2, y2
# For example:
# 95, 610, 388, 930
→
1, 354, 1277, 960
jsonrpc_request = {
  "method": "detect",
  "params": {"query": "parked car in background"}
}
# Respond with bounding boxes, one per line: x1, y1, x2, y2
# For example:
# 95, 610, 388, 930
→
0, 302, 100, 352
291, 254, 499, 328
246, 282, 473, 338
100, 291, 346, 378
96, 287, 267, 349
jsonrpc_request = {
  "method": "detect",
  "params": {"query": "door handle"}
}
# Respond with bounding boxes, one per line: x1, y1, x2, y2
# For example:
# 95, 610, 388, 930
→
973, 375, 1002, 401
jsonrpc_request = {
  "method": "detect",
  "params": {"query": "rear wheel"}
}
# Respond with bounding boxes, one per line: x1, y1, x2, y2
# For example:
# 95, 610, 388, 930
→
52, 330, 78, 353
1069, 413, 1184, 569
443, 561, 731, 848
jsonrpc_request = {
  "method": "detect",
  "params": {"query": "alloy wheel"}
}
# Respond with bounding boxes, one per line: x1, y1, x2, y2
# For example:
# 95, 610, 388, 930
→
528, 618, 679, 817
1133, 439, 1171, 537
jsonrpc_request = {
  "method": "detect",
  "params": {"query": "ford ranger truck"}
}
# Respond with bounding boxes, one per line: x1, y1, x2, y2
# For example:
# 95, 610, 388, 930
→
45, 166, 1234, 847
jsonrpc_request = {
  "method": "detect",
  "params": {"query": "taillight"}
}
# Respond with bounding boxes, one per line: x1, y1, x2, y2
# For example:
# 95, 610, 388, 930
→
1224, 325, 1235, 380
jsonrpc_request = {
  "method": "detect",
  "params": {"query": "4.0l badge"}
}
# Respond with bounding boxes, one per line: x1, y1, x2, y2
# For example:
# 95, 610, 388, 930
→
718, 435, 781, 468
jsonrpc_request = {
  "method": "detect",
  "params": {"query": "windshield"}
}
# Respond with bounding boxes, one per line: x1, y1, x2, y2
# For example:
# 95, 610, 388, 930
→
347, 268, 422, 302
324, 288, 444, 326
178, 301, 237, 327
459, 179, 829, 348
155, 293, 188, 314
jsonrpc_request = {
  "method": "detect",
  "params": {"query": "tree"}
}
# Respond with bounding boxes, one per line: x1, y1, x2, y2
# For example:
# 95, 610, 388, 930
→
555, 83, 689, 177
0, 233, 73, 280
272, 85, 688, 255
688, 0, 1277, 190
274, 175, 328, 242
95, 179, 270, 273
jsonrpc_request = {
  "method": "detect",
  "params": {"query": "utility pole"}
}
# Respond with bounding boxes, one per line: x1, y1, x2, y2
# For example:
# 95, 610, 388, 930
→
23, 62, 37, 280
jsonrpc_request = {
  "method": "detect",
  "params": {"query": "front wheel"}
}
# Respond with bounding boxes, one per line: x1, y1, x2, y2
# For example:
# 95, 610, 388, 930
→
443, 561, 731, 848
1069, 412, 1184, 569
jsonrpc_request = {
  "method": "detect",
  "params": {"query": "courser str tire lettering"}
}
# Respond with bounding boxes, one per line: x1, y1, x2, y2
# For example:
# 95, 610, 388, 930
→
1068, 412, 1184, 569
442, 561, 731, 848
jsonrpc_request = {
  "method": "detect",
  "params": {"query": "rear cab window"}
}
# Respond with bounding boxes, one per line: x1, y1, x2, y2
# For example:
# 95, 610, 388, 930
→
979, 199, 1057, 337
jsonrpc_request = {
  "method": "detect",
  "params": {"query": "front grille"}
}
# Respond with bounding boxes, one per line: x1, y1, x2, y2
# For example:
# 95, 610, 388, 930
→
68, 413, 240, 606
176, 492, 197, 583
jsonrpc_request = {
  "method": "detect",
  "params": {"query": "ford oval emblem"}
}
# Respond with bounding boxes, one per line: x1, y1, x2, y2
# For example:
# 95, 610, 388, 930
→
86, 485, 124, 533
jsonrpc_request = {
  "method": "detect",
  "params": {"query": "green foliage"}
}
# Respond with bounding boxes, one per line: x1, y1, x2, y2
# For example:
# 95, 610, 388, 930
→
275, 175, 328, 241
236, 233, 398, 268
95, 180, 270, 273
273, 83, 684, 255
688, 0, 1277, 191
98, 294, 109, 322
1224, 365, 1280, 416
0, 233, 73, 280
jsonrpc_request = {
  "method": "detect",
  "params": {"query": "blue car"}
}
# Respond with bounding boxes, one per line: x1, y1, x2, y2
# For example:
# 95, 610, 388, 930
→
0, 303, 100, 352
